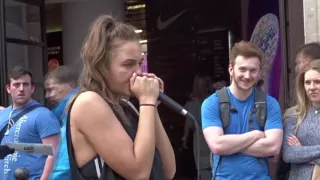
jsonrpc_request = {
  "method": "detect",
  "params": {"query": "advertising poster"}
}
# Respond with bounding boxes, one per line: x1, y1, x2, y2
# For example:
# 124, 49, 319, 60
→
246, 0, 282, 100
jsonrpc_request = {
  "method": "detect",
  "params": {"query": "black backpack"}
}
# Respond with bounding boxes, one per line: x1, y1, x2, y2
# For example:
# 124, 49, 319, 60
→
210, 87, 267, 178
217, 87, 267, 130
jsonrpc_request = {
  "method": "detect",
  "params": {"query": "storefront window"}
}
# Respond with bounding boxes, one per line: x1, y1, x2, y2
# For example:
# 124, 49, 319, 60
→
5, 0, 42, 42
0, 0, 46, 106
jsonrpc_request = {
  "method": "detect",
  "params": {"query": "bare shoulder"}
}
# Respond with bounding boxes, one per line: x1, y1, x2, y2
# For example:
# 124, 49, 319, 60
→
71, 91, 114, 127
74, 91, 105, 107
69, 92, 139, 175
72, 91, 110, 112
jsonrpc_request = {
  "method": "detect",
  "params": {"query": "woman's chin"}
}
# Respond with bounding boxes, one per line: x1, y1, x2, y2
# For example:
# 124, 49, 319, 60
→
123, 90, 133, 97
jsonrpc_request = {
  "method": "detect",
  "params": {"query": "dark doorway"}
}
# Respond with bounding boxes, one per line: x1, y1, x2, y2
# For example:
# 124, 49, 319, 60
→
146, 0, 241, 178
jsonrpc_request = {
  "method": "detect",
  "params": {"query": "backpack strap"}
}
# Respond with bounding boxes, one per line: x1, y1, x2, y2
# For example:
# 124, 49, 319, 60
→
216, 87, 231, 129
212, 87, 267, 178
213, 87, 231, 179
253, 88, 267, 131
0, 104, 43, 142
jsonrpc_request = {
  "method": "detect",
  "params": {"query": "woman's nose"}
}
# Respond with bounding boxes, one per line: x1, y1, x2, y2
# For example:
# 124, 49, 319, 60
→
135, 68, 142, 75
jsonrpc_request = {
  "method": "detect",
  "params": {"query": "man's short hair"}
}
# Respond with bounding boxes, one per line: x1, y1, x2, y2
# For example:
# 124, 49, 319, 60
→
230, 41, 264, 68
45, 65, 78, 85
297, 42, 320, 60
7, 66, 33, 84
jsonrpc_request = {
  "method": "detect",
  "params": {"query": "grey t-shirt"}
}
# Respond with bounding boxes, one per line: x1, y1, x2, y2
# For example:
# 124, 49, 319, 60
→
185, 99, 211, 170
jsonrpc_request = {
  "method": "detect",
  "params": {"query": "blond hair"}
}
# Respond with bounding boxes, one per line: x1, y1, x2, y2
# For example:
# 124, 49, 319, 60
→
284, 59, 320, 133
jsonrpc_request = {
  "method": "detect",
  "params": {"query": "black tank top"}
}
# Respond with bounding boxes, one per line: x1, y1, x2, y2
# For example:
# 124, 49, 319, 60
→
66, 98, 164, 180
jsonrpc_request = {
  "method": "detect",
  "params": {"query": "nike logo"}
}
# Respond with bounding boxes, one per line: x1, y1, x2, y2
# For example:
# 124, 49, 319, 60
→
157, 9, 187, 30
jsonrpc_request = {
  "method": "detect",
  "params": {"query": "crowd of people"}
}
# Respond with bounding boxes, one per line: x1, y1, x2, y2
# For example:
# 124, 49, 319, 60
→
0, 14, 318, 180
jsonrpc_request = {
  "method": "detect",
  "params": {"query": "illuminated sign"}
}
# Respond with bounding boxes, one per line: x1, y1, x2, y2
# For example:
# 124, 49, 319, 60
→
127, 4, 146, 10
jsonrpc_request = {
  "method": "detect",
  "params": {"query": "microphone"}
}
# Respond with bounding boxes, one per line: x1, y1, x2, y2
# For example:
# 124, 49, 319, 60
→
14, 168, 30, 180
157, 92, 200, 180
158, 92, 194, 120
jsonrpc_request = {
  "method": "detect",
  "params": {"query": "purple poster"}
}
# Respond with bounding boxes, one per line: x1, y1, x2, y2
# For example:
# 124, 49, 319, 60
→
246, 0, 282, 100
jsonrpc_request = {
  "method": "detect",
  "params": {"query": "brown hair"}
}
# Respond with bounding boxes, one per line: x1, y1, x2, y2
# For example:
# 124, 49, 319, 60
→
79, 15, 139, 102
230, 41, 264, 68
45, 65, 78, 86
285, 59, 320, 133
8, 66, 33, 85
69, 15, 139, 125
297, 42, 320, 61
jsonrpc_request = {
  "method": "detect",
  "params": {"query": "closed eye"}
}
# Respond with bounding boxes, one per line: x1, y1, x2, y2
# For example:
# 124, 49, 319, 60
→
123, 63, 134, 66
138, 60, 143, 66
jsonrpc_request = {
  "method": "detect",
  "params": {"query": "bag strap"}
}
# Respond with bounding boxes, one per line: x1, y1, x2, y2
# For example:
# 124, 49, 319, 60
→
253, 89, 267, 131
217, 87, 267, 131
213, 88, 267, 178
216, 87, 231, 129
213, 87, 231, 179
0, 104, 43, 142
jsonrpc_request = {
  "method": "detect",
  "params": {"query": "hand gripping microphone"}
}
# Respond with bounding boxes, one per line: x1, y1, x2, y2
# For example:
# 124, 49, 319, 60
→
158, 92, 201, 180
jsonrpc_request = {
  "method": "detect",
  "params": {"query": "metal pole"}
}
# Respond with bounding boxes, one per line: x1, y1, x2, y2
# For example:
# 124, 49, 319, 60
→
0, 0, 9, 106
279, 0, 290, 109
228, 30, 234, 58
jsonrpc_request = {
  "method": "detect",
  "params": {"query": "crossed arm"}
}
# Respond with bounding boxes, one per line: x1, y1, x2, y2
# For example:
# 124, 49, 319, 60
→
203, 127, 283, 157
241, 129, 283, 157
282, 118, 320, 164
202, 94, 283, 158
283, 144, 320, 164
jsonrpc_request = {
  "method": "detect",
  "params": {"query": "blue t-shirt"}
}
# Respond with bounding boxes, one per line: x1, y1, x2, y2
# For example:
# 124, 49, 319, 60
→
0, 101, 60, 180
201, 87, 282, 180
50, 87, 79, 180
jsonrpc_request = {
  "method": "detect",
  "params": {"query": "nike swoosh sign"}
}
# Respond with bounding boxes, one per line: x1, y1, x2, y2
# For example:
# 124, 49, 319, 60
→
157, 9, 187, 30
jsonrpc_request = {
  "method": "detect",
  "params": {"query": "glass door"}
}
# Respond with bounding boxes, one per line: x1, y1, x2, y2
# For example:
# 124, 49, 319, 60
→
0, 0, 46, 106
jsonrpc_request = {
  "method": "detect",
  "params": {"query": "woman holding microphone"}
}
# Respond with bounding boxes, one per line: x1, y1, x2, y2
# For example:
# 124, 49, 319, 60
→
65, 15, 176, 180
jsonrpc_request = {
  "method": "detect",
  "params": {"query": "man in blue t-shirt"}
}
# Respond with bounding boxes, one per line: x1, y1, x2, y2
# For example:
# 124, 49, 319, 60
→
0, 66, 60, 180
44, 66, 79, 180
202, 41, 283, 180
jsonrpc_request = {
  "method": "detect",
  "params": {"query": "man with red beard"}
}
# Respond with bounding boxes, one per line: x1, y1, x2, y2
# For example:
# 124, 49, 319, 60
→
201, 41, 283, 180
